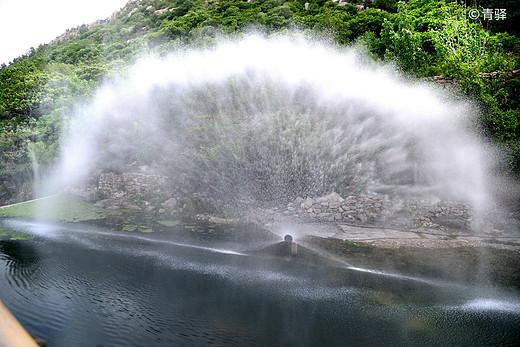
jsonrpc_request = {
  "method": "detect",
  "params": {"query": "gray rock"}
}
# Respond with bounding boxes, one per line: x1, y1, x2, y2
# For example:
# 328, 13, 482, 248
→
436, 215, 467, 229
325, 192, 343, 202
301, 197, 314, 209
162, 198, 177, 210
94, 199, 108, 207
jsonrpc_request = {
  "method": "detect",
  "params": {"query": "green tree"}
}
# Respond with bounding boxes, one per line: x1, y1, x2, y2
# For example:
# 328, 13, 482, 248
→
431, 3, 515, 79
0, 61, 46, 120
381, 2, 427, 74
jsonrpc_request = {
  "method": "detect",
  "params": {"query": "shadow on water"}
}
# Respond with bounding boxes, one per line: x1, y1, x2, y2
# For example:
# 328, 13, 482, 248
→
1, 217, 520, 346
0, 239, 45, 292
0, 239, 40, 268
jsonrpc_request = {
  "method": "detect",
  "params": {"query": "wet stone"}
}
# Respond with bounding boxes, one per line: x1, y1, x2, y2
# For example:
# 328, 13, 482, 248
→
329, 201, 341, 209
357, 214, 368, 223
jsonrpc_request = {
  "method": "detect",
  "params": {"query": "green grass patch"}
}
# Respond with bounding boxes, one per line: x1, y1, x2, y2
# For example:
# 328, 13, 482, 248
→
184, 225, 204, 232
341, 240, 371, 248
122, 225, 137, 232
121, 223, 154, 233
10, 236, 34, 240
0, 194, 119, 222
158, 220, 181, 227
0, 226, 33, 240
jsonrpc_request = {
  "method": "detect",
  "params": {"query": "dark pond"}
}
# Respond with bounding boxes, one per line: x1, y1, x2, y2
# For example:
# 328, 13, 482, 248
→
1, 218, 520, 346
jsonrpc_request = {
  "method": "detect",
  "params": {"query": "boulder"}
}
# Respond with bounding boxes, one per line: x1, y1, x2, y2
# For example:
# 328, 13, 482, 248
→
161, 198, 177, 210
357, 213, 368, 223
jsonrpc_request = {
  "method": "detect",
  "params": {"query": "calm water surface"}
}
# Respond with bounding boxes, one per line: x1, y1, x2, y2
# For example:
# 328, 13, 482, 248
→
1, 218, 520, 346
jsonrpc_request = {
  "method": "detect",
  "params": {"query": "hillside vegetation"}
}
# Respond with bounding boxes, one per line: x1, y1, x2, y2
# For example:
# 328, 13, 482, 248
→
1, 0, 519, 203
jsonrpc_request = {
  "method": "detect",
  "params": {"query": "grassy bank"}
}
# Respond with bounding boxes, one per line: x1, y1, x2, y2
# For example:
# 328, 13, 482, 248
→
0, 194, 115, 222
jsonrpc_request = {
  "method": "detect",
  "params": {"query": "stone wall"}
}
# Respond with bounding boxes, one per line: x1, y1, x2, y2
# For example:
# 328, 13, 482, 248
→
96, 171, 172, 199
88, 171, 177, 213
286, 192, 388, 224
0, 180, 32, 205
258, 192, 473, 232
81, 171, 475, 231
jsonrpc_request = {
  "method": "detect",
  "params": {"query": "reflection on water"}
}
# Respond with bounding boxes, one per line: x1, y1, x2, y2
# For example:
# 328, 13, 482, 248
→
1, 218, 520, 346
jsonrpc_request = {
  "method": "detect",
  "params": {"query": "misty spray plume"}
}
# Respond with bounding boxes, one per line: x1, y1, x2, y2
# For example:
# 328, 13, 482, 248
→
43, 34, 494, 212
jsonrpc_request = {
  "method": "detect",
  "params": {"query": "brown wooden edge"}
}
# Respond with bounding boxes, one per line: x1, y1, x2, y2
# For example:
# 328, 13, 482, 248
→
0, 300, 43, 347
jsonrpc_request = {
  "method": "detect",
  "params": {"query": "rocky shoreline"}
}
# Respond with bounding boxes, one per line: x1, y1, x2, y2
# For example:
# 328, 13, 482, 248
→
2, 172, 519, 290
76, 171, 475, 228
57, 170, 520, 250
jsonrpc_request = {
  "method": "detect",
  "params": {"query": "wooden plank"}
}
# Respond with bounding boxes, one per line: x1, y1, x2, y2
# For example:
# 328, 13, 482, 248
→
0, 300, 38, 347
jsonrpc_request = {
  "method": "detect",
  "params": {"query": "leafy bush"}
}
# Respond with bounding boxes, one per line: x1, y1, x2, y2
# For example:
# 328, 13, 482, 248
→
381, 2, 429, 74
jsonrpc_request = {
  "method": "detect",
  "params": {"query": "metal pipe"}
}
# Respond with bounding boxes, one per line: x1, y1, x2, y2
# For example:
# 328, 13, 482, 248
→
284, 234, 297, 256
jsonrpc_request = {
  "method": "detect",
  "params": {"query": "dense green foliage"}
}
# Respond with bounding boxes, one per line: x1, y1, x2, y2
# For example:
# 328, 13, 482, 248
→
0, 0, 519, 201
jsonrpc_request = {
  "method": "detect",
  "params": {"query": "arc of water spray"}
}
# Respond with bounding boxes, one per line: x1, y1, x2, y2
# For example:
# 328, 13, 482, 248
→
39, 34, 495, 217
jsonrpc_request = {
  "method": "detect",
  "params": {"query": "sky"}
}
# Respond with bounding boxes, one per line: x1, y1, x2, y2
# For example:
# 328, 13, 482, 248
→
0, 0, 129, 65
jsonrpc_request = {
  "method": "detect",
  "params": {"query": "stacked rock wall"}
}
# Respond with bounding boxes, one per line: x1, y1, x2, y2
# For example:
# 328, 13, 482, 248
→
285, 192, 389, 224
96, 172, 172, 199
83, 171, 475, 231
89, 171, 176, 212
277, 192, 472, 231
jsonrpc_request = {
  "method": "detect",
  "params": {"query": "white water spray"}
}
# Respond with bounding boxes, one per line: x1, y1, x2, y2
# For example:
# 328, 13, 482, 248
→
27, 146, 41, 196
43, 34, 494, 211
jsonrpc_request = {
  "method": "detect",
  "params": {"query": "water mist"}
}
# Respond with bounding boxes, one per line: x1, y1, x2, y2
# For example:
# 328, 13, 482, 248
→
6, 35, 518, 347
43, 34, 495, 214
